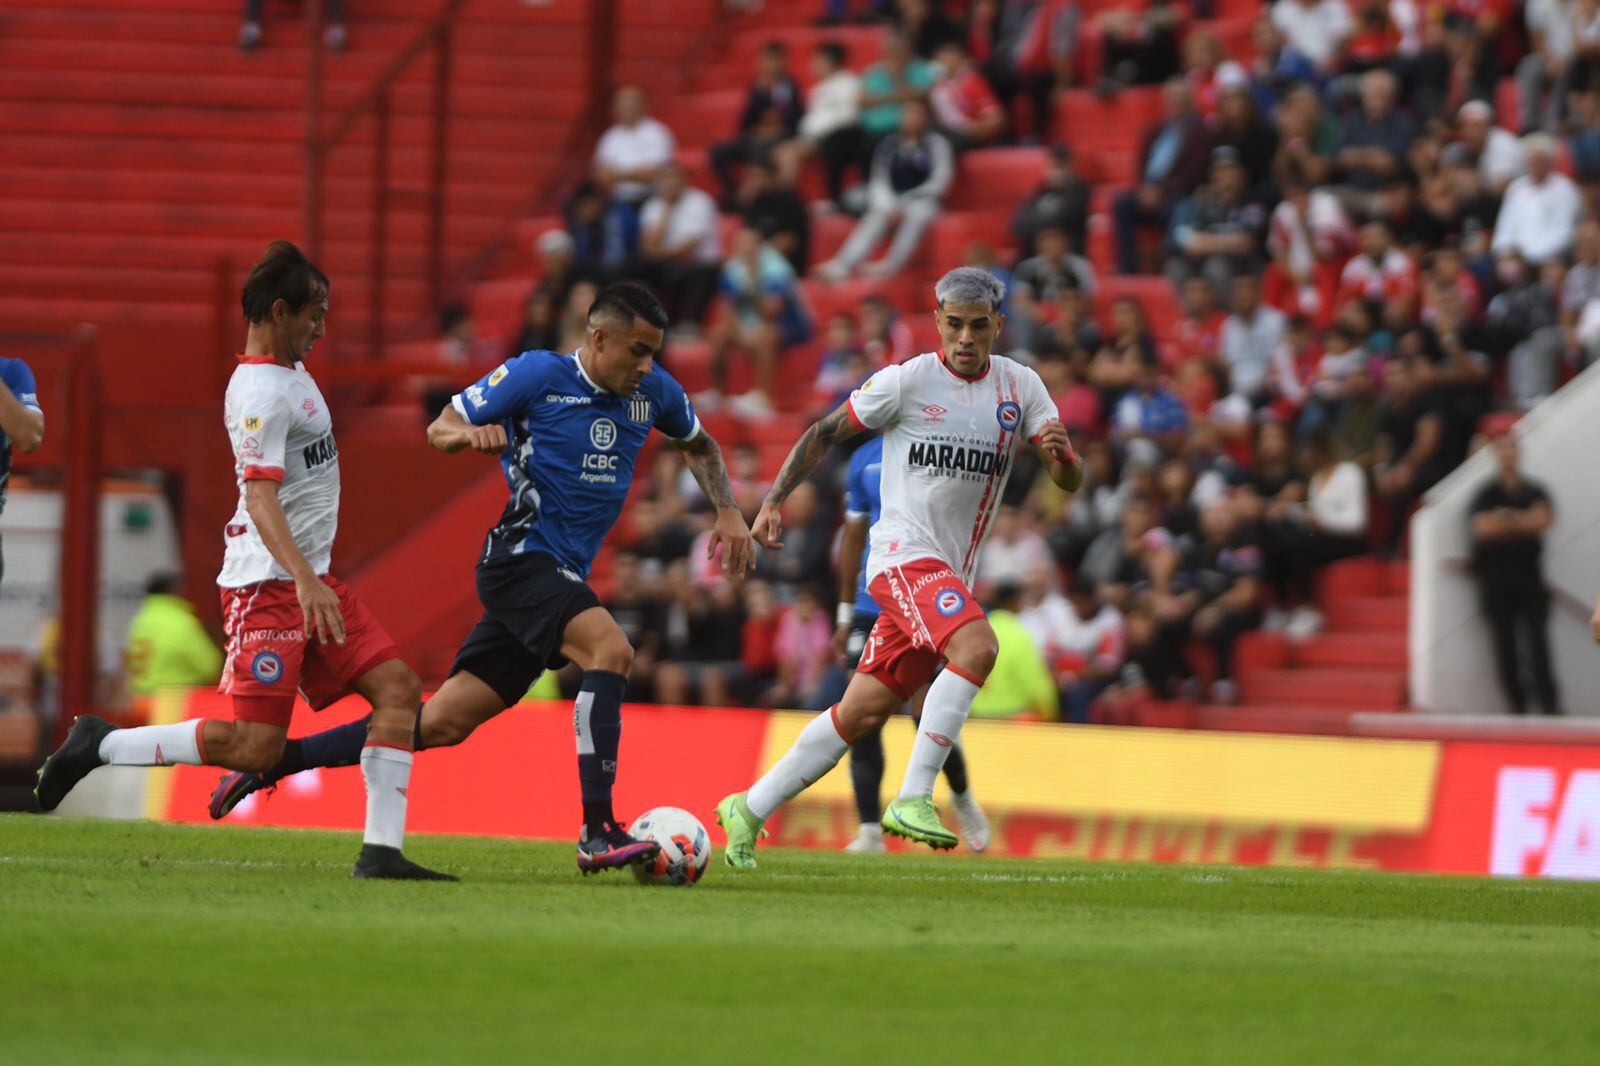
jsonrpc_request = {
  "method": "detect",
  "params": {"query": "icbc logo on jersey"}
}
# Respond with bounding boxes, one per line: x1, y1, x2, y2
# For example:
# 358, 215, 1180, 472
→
934, 589, 966, 616
996, 400, 1022, 432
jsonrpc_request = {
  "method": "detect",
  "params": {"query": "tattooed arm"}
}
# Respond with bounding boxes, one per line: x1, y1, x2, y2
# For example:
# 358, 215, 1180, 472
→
751, 403, 867, 549
672, 428, 757, 576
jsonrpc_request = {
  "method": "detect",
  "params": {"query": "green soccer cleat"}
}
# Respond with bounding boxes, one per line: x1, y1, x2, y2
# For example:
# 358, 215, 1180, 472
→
882, 796, 959, 851
713, 792, 768, 870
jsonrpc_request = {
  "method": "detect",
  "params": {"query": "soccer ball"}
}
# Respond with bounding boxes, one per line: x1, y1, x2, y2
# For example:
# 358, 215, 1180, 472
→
628, 806, 712, 886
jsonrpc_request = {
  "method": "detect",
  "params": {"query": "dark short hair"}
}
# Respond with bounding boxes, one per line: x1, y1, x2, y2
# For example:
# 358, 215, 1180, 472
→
145, 571, 180, 597
816, 41, 847, 66
241, 240, 329, 325
588, 282, 669, 331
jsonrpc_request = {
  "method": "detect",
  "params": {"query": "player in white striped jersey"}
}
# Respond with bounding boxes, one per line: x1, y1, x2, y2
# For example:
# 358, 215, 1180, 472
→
716, 267, 1082, 866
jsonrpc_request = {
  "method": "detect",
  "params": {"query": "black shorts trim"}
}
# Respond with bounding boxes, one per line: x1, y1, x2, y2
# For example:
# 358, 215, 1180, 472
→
448, 552, 602, 707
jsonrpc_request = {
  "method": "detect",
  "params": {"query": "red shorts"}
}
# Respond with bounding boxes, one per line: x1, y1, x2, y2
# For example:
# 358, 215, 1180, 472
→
218, 574, 401, 727
859, 558, 988, 700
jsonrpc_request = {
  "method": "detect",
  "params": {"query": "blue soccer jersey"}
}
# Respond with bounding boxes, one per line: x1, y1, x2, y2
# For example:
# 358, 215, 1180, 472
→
451, 349, 699, 577
843, 435, 884, 618
0, 357, 41, 515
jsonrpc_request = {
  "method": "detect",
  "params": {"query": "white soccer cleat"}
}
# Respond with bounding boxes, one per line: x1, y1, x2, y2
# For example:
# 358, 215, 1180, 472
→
951, 790, 990, 853
843, 824, 887, 853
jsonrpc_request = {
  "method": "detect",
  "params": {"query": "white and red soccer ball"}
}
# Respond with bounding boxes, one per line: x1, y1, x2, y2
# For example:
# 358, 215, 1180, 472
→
629, 806, 712, 886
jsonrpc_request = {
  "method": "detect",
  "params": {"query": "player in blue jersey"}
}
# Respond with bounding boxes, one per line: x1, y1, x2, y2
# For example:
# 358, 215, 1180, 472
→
0, 356, 46, 589
209, 283, 757, 873
835, 436, 989, 854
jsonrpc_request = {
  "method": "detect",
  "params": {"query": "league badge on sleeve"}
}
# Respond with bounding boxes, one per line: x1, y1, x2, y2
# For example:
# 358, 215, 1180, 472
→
243, 415, 262, 432
488, 365, 508, 387
996, 401, 1022, 432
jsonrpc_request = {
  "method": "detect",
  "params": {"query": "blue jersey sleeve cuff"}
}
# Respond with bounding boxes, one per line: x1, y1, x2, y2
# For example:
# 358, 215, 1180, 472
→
662, 414, 702, 442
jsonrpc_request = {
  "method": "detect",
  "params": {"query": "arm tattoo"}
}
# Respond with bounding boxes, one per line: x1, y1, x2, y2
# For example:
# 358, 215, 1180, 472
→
674, 431, 738, 511
766, 407, 856, 506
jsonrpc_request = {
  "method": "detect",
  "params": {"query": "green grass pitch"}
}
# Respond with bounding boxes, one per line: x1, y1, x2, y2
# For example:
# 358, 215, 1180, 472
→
3, 815, 1598, 1065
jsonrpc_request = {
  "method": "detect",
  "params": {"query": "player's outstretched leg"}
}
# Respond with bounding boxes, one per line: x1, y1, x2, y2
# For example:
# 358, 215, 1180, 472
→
209, 712, 385, 818
882, 623, 997, 851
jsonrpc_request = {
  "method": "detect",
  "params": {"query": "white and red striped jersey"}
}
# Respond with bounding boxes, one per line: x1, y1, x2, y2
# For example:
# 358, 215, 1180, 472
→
217, 356, 340, 588
846, 352, 1058, 586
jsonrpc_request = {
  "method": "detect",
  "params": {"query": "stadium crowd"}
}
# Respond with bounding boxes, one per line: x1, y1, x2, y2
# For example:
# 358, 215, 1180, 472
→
482, 0, 1600, 719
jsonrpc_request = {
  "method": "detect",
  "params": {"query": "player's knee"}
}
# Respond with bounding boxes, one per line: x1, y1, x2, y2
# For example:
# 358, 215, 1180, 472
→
590, 631, 634, 675
420, 712, 472, 748
371, 667, 424, 712
232, 731, 285, 774
946, 623, 999, 681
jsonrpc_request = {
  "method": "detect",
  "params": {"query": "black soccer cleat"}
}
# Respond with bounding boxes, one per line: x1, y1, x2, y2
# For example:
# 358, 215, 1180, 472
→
35, 715, 115, 812
351, 844, 458, 882
576, 821, 659, 875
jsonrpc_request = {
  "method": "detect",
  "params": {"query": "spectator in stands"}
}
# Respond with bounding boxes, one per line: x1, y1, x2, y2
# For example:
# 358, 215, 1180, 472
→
928, 40, 1007, 150
532, 228, 582, 310
1181, 31, 1248, 119
592, 87, 678, 264
1248, 16, 1316, 102
1219, 273, 1290, 408
1035, 574, 1126, 722
1089, 296, 1160, 400
706, 227, 815, 416
1212, 83, 1280, 190
777, 41, 863, 207
736, 156, 812, 275
604, 552, 664, 701
1043, 285, 1104, 362
860, 294, 918, 364
967, 0, 1080, 139
710, 41, 805, 206
1263, 431, 1369, 638
1518, 0, 1576, 132
758, 481, 834, 587
1456, 100, 1525, 196
1008, 224, 1097, 355
969, 583, 1060, 719
1111, 358, 1189, 454
1165, 147, 1268, 297
1270, 0, 1353, 76
654, 564, 745, 708
771, 585, 836, 709
509, 285, 561, 359
123, 574, 223, 697
1173, 275, 1227, 367
1266, 163, 1354, 325
858, 32, 939, 161
636, 162, 723, 327
1337, 219, 1419, 316
1562, 219, 1600, 364
977, 504, 1055, 592
898, 0, 965, 57
1094, 0, 1186, 91
1332, 69, 1415, 214
1565, 86, 1600, 181
1181, 498, 1266, 703
1012, 145, 1090, 257
816, 100, 954, 281
1473, 433, 1562, 715
1112, 79, 1213, 275
1487, 255, 1565, 409
240, 0, 344, 52
1492, 134, 1585, 266
564, 182, 614, 274
1271, 83, 1339, 187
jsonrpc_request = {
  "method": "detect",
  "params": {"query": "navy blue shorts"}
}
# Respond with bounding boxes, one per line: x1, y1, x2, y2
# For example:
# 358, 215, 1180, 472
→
449, 552, 602, 706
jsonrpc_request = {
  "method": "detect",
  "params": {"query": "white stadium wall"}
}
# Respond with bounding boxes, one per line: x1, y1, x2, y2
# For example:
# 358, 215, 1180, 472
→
1411, 363, 1600, 717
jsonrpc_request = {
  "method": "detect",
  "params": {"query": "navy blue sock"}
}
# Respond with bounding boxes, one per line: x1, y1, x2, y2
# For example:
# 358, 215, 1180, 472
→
575, 670, 627, 833
849, 728, 885, 826
265, 707, 426, 783
942, 741, 970, 795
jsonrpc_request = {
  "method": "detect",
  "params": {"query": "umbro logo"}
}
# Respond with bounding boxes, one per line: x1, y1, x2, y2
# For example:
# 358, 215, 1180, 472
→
396, 786, 408, 798
927, 733, 955, 748
154, 744, 166, 765
922, 404, 948, 423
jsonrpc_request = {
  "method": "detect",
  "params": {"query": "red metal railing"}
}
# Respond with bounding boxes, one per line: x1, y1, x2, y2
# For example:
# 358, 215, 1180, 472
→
303, 0, 463, 361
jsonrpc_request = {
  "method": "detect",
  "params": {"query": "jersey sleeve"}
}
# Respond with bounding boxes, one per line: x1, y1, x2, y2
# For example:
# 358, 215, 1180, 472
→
844, 448, 871, 522
4, 360, 40, 413
650, 367, 701, 441
845, 363, 903, 431
452, 353, 544, 426
233, 381, 293, 483
1018, 366, 1060, 441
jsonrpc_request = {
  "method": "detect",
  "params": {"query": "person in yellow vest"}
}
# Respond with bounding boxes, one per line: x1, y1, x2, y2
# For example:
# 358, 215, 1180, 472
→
124, 574, 223, 696
969, 583, 1060, 721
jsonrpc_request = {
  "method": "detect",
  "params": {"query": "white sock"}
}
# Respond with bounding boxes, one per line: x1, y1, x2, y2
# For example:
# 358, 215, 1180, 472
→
98, 720, 206, 766
360, 745, 413, 850
746, 706, 850, 820
898, 669, 981, 801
